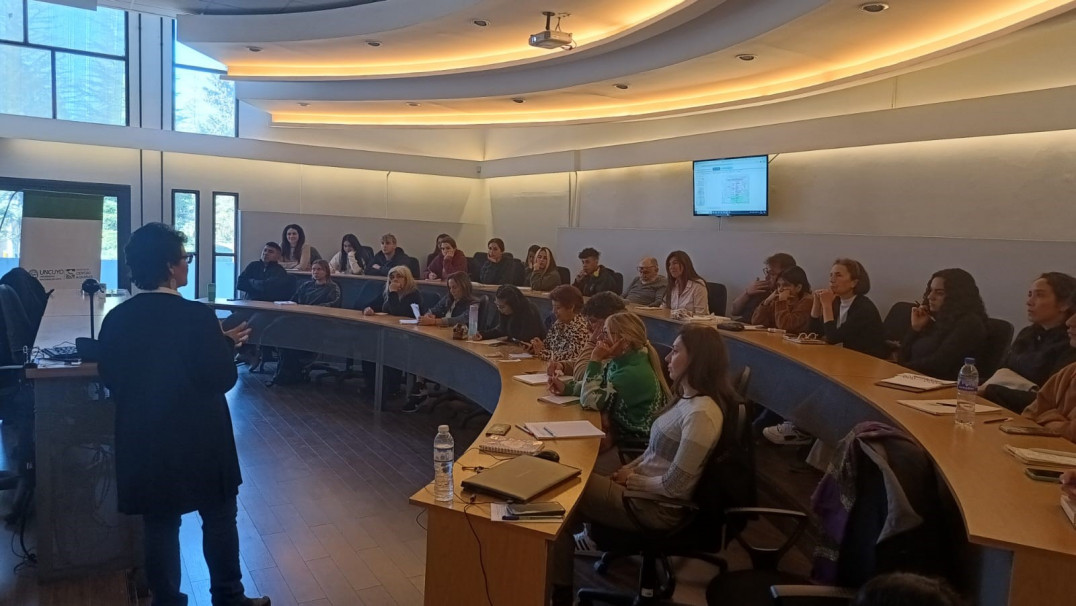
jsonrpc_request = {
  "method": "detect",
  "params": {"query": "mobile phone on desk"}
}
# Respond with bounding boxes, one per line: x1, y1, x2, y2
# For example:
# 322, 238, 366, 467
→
485, 423, 510, 436
506, 502, 565, 517
1025, 468, 1065, 482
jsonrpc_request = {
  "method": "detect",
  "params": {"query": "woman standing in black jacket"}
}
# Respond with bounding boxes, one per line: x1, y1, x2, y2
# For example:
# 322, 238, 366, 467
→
898, 268, 988, 379
98, 223, 269, 606
810, 258, 887, 358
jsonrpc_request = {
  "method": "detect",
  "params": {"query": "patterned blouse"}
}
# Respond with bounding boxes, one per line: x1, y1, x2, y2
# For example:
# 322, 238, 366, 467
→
536, 313, 590, 361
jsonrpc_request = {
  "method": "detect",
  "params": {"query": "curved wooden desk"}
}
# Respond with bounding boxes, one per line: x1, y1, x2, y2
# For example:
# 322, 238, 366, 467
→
226, 281, 1076, 606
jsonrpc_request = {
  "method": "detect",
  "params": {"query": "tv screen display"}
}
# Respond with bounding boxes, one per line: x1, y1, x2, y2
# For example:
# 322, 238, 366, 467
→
692, 155, 769, 217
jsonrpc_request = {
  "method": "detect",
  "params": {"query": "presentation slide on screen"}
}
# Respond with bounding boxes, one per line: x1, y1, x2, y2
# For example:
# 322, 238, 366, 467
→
693, 156, 768, 216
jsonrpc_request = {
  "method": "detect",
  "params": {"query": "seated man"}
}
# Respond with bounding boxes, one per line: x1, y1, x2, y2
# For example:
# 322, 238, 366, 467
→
272, 260, 341, 385
730, 252, 797, 320
236, 241, 294, 302
573, 247, 619, 296
369, 233, 410, 276
622, 256, 667, 307
1022, 310, 1076, 442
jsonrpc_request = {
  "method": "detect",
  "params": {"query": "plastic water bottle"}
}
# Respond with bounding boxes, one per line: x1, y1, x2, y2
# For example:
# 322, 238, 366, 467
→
468, 302, 480, 338
433, 425, 455, 502
955, 358, 979, 427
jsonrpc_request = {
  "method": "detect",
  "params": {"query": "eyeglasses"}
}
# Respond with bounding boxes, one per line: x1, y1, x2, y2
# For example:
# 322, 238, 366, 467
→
182, 253, 195, 264
638, 266, 656, 272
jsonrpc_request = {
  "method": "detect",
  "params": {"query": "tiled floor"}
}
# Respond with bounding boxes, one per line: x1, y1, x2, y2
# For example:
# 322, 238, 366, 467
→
0, 367, 816, 606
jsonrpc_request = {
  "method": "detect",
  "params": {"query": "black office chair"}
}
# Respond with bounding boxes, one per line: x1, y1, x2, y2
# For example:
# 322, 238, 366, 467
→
405, 256, 421, 279
706, 282, 728, 316
557, 266, 571, 286
0, 281, 46, 510
882, 302, 914, 357
467, 256, 482, 282
472, 251, 488, 267
977, 318, 1014, 379
704, 425, 957, 606
510, 258, 527, 286
612, 271, 624, 296
578, 395, 760, 606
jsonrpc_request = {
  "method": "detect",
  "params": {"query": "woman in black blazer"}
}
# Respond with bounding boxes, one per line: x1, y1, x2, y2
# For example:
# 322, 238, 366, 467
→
98, 223, 269, 606
810, 258, 887, 359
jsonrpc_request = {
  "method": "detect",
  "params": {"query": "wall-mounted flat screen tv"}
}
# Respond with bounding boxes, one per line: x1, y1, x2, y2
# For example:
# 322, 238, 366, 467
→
692, 154, 769, 217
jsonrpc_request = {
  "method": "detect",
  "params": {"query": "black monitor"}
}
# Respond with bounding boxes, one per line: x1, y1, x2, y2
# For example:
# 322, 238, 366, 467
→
692, 154, 769, 217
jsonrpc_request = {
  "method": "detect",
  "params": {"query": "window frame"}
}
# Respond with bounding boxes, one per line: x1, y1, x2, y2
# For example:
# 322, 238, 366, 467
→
171, 188, 200, 298
0, 175, 133, 290
0, 0, 129, 125
171, 20, 238, 137
211, 191, 238, 295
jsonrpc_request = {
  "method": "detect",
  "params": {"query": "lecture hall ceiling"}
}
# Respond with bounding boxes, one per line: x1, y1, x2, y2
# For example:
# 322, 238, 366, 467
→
110, 0, 1076, 128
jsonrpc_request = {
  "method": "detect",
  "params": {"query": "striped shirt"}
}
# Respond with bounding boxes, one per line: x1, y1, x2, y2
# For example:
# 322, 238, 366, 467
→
626, 395, 724, 500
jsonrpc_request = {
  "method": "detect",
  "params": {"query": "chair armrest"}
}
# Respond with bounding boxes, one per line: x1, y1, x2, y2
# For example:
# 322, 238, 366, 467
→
724, 507, 810, 570
771, 584, 857, 606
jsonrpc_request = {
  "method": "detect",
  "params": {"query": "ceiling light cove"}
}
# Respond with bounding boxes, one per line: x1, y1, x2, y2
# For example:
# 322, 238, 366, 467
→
222, 0, 690, 79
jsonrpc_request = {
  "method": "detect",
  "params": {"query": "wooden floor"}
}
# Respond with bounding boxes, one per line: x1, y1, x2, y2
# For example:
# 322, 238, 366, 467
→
0, 367, 815, 606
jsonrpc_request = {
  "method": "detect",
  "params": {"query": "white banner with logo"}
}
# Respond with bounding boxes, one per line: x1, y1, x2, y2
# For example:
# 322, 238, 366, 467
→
20, 190, 103, 289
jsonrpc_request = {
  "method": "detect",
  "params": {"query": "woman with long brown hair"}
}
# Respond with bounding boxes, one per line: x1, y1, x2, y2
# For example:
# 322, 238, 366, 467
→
551, 324, 735, 602
663, 250, 709, 315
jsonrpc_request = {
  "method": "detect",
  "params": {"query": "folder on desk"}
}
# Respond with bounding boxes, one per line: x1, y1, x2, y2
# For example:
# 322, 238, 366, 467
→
524, 420, 603, 438
513, 373, 549, 386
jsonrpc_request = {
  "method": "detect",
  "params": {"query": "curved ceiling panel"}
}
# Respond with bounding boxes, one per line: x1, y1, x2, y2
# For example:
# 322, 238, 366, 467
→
177, 0, 1076, 127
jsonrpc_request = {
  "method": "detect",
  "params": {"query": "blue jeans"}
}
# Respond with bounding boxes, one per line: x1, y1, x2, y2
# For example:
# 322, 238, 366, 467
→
142, 497, 246, 606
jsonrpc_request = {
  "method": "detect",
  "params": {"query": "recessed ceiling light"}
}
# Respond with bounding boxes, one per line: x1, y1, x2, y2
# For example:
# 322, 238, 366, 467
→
366, 40, 382, 47
471, 18, 490, 27
736, 53, 756, 61
406, 102, 420, 107
859, 3, 889, 13
297, 102, 310, 107
511, 97, 526, 104
613, 83, 629, 90
246, 46, 262, 53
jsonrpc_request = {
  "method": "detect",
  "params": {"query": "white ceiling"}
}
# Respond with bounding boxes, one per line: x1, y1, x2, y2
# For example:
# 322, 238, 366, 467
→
159, 0, 1076, 127
102, 0, 381, 16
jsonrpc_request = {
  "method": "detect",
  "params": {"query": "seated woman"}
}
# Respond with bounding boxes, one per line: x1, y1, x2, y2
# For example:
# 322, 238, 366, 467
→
767, 259, 885, 445
662, 250, 709, 315
809, 258, 887, 358
751, 265, 813, 334
363, 265, 423, 317
328, 234, 371, 275
548, 292, 627, 382
527, 246, 562, 292
279, 223, 321, 270
555, 312, 670, 446
273, 260, 340, 385
479, 238, 515, 285
426, 236, 468, 281
529, 285, 589, 362
898, 268, 988, 379
423, 233, 450, 277
985, 272, 1076, 412
361, 266, 425, 397
525, 244, 540, 272
472, 284, 546, 343
551, 324, 736, 602
419, 271, 483, 328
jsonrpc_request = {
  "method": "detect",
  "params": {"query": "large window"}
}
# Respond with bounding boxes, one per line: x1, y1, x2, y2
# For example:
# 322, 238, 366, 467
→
213, 192, 237, 299
0, 0, 127, 125
172, 190, 198, 299
0, 178, 129, 289
173, 24, 236, 137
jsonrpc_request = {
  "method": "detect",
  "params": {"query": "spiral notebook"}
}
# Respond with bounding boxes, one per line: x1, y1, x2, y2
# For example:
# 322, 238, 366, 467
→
477, 435, 544, 456
876, 373, 956, 393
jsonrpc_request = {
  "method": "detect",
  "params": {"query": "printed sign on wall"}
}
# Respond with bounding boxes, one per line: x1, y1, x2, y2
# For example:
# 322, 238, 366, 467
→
20, 190, 103, 289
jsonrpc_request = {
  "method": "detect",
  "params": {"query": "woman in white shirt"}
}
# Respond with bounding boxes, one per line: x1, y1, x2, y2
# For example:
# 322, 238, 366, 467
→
328, 234, 367, 275
663, 250, 710, 315
550, 324, 735, 603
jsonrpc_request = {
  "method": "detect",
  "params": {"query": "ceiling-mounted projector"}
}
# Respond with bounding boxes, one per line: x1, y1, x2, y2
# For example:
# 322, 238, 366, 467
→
529, 11, 574, 50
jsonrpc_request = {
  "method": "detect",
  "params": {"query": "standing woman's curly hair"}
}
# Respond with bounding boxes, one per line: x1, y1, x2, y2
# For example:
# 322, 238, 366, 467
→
927, 268, 987, 325
125, 222, 187, 290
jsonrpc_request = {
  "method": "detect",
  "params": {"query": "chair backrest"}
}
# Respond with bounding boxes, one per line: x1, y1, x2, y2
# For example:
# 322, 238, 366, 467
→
509, 258, 526, 286
418, 289, 440, 314
556, 266, 570, 286
706, 282, 727, 316
691, 394, 758, 545
883, 301, 914, 342
405, 256, 421, 279
472, 251, 488, 266
612, 271, 624, 295
467, 256, 482, 282
0, 285, 32, 366
0, 268, 49, 346
978, 318, 1015, 378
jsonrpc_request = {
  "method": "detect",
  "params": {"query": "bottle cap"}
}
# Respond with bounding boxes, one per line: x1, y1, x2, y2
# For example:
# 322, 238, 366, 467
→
438, 424, 449, 433
964, 357, 975, 364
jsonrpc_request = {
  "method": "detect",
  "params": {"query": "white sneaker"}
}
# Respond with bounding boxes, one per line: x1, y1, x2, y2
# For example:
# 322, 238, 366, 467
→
573, 527, 602, 558
762, 422, 812, 445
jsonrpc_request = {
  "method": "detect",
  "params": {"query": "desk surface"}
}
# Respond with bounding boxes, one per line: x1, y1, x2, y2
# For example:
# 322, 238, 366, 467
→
215, 292, 1076, 562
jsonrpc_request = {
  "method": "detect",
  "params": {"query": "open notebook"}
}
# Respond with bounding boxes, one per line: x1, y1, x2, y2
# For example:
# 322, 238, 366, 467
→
876, 373, 956, 393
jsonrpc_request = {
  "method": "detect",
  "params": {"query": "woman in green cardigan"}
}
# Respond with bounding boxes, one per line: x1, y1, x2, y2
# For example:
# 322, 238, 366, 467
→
556, 311, 671, 448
